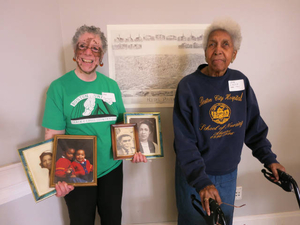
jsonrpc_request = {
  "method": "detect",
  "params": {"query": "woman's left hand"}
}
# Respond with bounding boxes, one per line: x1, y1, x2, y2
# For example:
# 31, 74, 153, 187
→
268, 163, 286, 182
131, 152, 147, 163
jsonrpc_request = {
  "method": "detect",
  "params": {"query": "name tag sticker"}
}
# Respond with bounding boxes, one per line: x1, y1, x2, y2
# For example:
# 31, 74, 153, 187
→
228, 79, 245, 92
102, 92, 116, 105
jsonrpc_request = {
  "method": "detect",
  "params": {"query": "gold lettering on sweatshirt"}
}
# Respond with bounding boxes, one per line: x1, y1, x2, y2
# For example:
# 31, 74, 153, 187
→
214, 95, 224, 102
199, 96, 212, 107
225, 93, 243, 102
199, 124, 220, 131
226, 121, 243, 129
199, 121, 244, 139
210, 130, 235, 139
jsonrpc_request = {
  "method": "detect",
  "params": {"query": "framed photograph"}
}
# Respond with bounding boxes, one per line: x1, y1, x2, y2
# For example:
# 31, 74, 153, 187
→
124, 112, 164, 158
111, 123, 139, 160
50, 135, 97, 187
18, 139, 56, 202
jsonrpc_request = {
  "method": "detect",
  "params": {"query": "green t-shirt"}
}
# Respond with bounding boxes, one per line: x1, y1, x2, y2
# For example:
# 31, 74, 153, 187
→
42, 70, 125, 178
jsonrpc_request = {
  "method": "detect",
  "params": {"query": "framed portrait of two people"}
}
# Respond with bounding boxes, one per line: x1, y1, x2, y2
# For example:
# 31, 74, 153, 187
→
50, 135, 97, 187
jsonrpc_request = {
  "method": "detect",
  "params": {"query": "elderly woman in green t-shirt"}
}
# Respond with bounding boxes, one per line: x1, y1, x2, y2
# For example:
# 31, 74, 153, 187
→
43, 24, 147, 225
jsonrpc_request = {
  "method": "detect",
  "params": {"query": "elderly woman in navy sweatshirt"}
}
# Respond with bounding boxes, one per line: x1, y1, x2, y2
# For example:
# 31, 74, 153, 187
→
173, 18, 286, 225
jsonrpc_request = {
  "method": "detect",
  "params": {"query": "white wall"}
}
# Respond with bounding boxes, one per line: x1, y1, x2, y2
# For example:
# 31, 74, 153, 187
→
0, 0, 65, 166
0, 0, 68, 224
1, 0, 300, 224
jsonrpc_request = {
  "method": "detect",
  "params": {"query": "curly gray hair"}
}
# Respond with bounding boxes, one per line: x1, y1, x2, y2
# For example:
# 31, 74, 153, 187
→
72, 25, 107, 53
202, 18, 242, 51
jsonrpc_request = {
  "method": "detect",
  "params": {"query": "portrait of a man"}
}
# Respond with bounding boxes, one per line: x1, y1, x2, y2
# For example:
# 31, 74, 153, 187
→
117, 134, 136, 156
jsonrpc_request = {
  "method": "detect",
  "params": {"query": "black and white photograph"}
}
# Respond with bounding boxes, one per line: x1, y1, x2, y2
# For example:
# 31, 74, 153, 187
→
107, 24, 208, 108
124, 112, 163, 158
50, 135, 97, 187
111, 124, 139, 160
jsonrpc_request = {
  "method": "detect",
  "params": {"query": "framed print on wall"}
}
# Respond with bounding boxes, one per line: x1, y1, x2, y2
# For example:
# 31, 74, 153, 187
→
124, 112, 164, 159
18, 139, 56, 202
50, 135, 97, 187
111, 123, 139, 160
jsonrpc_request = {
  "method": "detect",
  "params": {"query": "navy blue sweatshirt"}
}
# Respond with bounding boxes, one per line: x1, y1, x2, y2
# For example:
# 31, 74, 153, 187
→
173, 64, 278, 192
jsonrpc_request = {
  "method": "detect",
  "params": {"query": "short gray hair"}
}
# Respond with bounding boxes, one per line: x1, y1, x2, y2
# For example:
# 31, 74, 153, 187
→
203, 18, 242, 51
72, 25, 107, 53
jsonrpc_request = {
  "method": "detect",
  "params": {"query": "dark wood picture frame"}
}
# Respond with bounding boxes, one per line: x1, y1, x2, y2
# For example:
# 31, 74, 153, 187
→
50, 135, 97, 187
111, 123, 139, 160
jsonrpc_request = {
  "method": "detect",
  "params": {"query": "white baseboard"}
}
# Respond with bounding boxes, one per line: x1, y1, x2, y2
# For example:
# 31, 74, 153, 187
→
0, 162, 31, 205
233, 211, 300, 225
125, 211, 300, 225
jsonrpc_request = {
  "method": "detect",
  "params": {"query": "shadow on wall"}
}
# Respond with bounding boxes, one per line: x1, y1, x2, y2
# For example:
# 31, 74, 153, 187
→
16, 46, 66, 157
121, 107, 177, 224
235, 163, 300, 217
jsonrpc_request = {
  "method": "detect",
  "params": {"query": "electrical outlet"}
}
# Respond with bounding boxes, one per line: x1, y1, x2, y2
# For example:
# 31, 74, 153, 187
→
235, 186, 242, 200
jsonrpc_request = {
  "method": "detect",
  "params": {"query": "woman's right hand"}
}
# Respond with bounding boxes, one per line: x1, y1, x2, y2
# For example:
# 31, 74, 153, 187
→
131, 152, 147, 163
55, 181, 74, 197
199, 185, 222, 216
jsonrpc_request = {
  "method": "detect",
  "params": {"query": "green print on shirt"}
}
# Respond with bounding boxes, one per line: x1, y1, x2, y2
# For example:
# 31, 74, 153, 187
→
70, 93, 118, 125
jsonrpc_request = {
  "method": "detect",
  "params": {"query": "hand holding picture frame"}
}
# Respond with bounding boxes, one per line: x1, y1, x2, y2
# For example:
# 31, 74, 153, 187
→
111, 123, 139, 160
50, 135, 97, 187
124, 112, 164, 159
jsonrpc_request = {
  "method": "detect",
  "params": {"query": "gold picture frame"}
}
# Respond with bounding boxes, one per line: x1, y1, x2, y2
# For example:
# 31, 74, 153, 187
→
50, 135, 97, 187
111, 123, 139, 160
124, 112, 164, 159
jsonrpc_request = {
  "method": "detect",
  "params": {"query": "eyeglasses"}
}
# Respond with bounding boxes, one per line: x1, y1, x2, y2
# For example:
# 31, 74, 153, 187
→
77, 43, 102, 53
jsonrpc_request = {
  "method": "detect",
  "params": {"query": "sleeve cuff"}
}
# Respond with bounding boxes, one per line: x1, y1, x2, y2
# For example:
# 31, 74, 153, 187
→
195, 178, 214, 193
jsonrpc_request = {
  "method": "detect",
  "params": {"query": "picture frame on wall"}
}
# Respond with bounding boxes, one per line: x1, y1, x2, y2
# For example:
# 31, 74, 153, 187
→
18, 139, 56, 202
50, 135, 97, 187
124, 112, 164, 159
111, 123, 139, 160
